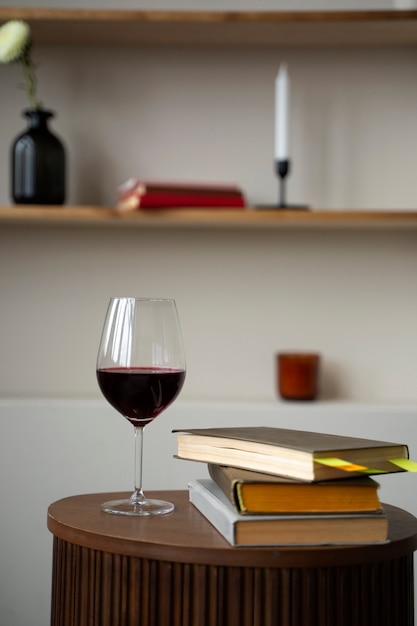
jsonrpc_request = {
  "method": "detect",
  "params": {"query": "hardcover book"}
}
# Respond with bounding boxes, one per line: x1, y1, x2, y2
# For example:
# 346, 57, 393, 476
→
174, 426, 409, 482
116, 178, 246, 210
118, 178, 244, 196
117, 192, 246, 210
188, 479, 388, 546
208, 464, 382, 515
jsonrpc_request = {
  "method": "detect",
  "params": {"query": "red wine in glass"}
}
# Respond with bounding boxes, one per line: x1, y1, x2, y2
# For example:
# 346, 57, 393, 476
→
97, 367, 186, 427
96, 297, 186, 516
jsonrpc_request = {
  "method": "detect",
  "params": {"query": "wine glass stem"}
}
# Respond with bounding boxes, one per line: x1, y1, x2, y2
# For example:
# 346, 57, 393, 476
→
131, 426, 145, 505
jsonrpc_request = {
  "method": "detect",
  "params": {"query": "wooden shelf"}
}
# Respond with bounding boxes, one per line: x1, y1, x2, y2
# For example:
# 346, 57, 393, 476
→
1, 206, 417, 230
1, 8, 417, 47
2, 8, 417, 234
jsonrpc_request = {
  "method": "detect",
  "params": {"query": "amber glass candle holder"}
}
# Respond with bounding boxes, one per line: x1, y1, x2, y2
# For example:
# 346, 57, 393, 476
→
277, 352, 320, 401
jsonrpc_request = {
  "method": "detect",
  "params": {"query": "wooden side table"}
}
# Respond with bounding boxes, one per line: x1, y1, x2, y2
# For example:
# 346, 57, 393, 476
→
47, 491, 417, 626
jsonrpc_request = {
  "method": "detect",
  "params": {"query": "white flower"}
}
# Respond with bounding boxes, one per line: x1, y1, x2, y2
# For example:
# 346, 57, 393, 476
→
0, 19, 42, 109
0, 20, 30, 64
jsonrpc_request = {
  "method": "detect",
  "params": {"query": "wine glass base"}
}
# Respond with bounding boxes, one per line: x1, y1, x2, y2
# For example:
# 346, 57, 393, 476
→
101, 497, 175, 516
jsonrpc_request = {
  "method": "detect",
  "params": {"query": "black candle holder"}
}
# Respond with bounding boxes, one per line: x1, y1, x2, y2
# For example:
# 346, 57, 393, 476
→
255, 158, 309, 210
277, 159, 290, 207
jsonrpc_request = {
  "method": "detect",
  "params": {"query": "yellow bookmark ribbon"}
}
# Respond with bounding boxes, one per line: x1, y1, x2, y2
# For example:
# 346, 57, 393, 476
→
389, 458, 417, 472
315, 457, 417, 474
315, 458, 368, 472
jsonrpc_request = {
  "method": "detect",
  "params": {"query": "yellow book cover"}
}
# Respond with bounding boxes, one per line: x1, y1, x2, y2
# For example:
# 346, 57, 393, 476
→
208, 464, 382, 515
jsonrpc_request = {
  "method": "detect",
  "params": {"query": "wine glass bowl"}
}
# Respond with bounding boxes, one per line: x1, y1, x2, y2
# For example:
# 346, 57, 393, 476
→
96, 297, 186, 515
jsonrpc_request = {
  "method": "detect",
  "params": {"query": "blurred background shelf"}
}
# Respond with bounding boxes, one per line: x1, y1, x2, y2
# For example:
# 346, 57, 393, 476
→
1, 205, 417, 230
1, 8, 417, 47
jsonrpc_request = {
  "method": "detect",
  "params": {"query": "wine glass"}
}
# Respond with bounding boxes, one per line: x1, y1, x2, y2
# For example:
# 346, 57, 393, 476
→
96, 297, 186, 515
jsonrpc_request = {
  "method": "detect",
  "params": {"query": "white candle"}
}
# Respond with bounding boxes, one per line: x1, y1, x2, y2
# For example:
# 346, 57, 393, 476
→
275, 63, 289, 161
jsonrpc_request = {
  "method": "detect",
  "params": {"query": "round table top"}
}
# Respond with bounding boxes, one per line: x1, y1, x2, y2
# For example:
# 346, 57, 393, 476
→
48, 491, 417, 568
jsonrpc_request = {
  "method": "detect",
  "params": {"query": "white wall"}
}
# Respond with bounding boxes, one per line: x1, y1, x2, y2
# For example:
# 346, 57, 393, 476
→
2, 44, 417, 210
0, 224, 416, 403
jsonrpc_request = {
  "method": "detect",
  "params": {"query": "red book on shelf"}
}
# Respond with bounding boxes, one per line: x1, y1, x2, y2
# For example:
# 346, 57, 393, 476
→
117, 191, 246, 210
116, 178, 246, 210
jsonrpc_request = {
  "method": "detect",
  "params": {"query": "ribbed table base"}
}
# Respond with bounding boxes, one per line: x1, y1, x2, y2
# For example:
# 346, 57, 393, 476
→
50, 536, 414, 626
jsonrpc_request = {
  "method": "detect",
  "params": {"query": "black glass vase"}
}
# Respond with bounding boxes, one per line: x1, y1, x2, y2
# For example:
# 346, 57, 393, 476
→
11, 109, 66, 205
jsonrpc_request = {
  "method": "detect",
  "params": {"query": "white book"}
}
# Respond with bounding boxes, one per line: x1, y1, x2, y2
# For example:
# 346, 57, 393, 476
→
188, 478, 388, 547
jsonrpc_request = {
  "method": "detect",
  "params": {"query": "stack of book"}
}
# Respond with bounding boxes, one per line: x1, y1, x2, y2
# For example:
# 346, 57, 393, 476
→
173, 426, 413, 546
116, 178, 246, 210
